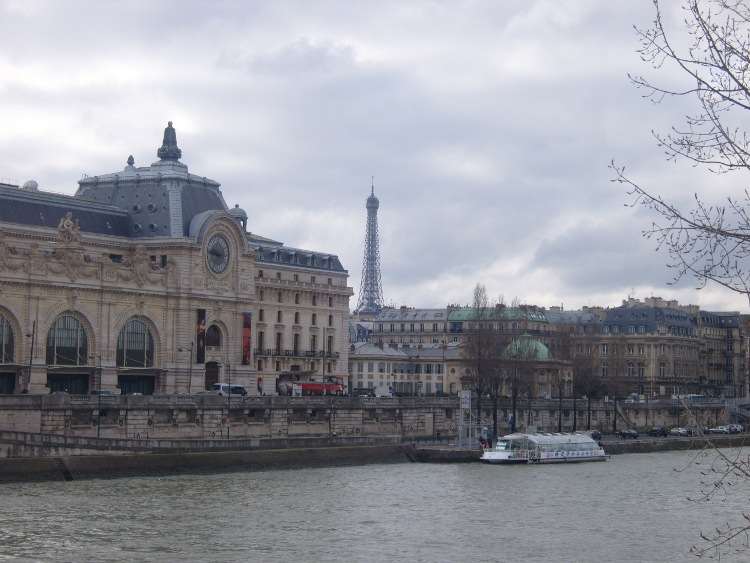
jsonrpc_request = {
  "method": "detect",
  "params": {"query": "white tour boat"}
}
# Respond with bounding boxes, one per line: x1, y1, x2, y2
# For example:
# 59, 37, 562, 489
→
480, 432, 607, 464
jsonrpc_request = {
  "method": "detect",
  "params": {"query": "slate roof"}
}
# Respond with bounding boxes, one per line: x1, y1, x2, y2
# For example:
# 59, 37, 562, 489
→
349, 341, 461, 360
602, 305, 697, 335
544, 310, 601, 326
0, 183, 131, 237
699, 311, 740, 328
254, 241, 345, 272
373, 308, 447, 322
1, 123, 349, 274
447, 307, 548, 323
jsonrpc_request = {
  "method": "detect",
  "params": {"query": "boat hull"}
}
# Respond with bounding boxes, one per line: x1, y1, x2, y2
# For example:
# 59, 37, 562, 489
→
480, 453, 529, 464
531, 451, 607, 463
481, 452, 607, 464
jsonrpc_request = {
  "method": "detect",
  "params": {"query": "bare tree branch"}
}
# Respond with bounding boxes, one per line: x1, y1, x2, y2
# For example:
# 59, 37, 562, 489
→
617, 1, 750, 555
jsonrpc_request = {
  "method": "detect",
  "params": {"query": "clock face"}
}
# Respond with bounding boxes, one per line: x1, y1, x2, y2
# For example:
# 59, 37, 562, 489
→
206, 234, 230, 274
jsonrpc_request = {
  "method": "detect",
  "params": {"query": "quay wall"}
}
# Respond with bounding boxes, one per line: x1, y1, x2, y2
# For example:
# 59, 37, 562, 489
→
0, 394, 726, 447
0, 394, 738, 483
600, 433, 750, 455
0, 394, 462, 458
0, 444, 415, 483
3, 435, 746, 484
411, 433, 750, 463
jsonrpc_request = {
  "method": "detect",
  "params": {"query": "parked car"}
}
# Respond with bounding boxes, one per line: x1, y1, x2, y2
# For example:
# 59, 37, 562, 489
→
670, 427, 688, 436
728, 423, 743, 434
647, 426, 667, 437
709, 425, 729, 434
589, 430, 602, 440
208, 383, 248, 397
90, 389, 116, 396
617, 429, 639, 439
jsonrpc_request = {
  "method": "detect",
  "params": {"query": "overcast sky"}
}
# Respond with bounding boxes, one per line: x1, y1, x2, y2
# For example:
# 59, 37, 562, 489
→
2, 0, 747, 314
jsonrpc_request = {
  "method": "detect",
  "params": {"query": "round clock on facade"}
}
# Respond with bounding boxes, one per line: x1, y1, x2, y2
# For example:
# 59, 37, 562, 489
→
206, 234, 230, 274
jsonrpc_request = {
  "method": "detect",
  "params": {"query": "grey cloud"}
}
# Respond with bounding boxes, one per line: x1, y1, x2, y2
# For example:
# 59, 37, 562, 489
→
1, 0, 747, 314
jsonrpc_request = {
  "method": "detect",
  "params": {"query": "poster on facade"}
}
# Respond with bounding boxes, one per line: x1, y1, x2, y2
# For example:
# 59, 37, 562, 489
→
460, 390, 471, 410
242, 312, 252, 365
196, 309, 206, 364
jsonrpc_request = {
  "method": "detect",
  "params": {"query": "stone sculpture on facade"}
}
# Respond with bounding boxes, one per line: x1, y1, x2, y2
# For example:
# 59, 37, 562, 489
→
118, 245, 163, 287
0, 230, 23, 272
57, 212, 81, 244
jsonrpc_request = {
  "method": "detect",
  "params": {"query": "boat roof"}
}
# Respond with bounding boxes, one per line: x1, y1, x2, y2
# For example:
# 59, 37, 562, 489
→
499, 432, 597, 446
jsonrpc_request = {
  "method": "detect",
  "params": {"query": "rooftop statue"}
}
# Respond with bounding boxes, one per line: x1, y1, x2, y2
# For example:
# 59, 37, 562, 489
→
156, 121, 182, 161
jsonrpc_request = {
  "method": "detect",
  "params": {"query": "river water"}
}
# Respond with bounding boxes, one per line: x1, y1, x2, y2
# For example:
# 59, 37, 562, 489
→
1, 449, 748, 562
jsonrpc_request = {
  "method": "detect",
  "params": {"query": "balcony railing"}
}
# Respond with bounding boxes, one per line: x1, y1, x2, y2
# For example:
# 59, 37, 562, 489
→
253, 349, 340, 359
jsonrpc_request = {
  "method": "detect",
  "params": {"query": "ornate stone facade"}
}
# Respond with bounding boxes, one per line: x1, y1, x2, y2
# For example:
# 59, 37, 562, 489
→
0, 123, 352, 396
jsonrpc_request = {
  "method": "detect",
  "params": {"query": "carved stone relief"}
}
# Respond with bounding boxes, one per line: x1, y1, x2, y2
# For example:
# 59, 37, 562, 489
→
118, 245, 164, 287
47, 244, 99, 282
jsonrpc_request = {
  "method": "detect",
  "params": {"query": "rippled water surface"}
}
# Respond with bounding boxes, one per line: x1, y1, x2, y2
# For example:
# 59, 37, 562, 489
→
1, 449, 749, 562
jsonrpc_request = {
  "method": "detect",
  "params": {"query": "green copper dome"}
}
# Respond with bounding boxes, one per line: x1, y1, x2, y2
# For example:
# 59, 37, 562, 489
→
504, 333, 551, 360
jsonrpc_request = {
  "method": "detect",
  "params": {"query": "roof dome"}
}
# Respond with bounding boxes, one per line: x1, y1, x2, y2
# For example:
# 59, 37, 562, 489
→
504, 333, 551, 360
229, 203, 248, 231
22, 180, 39, 191
229, 203, 247, 220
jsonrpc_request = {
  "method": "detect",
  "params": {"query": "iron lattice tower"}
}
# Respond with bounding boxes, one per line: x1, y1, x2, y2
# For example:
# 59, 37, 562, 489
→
356, 183, 384, 314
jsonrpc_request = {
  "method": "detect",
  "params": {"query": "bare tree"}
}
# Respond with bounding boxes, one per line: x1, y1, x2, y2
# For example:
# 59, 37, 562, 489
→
561, 331, 604, 430
461, 284, 501, 429
501, 328, 539, 433
612, 0, 750, 303
486, 305, 511, 442
686, 440, 750, 558
615, 1, 750, 554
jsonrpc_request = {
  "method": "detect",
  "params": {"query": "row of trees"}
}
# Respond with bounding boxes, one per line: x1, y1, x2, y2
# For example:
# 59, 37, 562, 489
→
460, 284, 707, 438
460, 283, 615, 440
460, 284, 524, 441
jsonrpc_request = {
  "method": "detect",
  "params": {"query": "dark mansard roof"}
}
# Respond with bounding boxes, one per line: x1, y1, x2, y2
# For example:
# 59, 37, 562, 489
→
0, 123, 347, 274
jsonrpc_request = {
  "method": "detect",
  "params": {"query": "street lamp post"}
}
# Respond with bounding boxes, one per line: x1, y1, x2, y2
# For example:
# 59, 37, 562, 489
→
441, 340, 446, 395
612, 396, 618, 434
178, 342, 194, 393
89, 354, 102, 438
24, 320, 35, 394
97, 355, 102, 438
226, 360, 231, 439
525, 385, 531, 429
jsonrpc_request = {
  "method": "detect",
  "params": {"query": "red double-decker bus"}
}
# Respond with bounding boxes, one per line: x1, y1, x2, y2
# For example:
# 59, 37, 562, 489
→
293, 375, 347, 396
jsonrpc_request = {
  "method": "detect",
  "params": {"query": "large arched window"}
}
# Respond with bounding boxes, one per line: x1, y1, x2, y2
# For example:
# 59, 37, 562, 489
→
0, 313, 15, 363
46, 315, 89, 365
117, 319, 154, 367
206, 325, 222, 347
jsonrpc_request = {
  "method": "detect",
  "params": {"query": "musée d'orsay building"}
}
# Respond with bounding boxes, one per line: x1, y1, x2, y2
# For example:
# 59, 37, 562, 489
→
0, 123, 353, 395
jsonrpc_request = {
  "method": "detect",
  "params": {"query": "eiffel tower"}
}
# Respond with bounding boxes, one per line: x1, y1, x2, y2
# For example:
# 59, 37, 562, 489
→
356, 181, 384, 314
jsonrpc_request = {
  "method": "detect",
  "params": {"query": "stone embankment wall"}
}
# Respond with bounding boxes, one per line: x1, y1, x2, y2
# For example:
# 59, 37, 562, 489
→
600, 433, 748, 455
0, 444, 416, 483
0, 394, 728, 458
0, 394, 461, 458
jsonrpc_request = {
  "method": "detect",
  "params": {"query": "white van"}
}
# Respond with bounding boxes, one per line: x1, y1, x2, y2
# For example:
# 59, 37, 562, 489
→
208, 383, 248, 396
